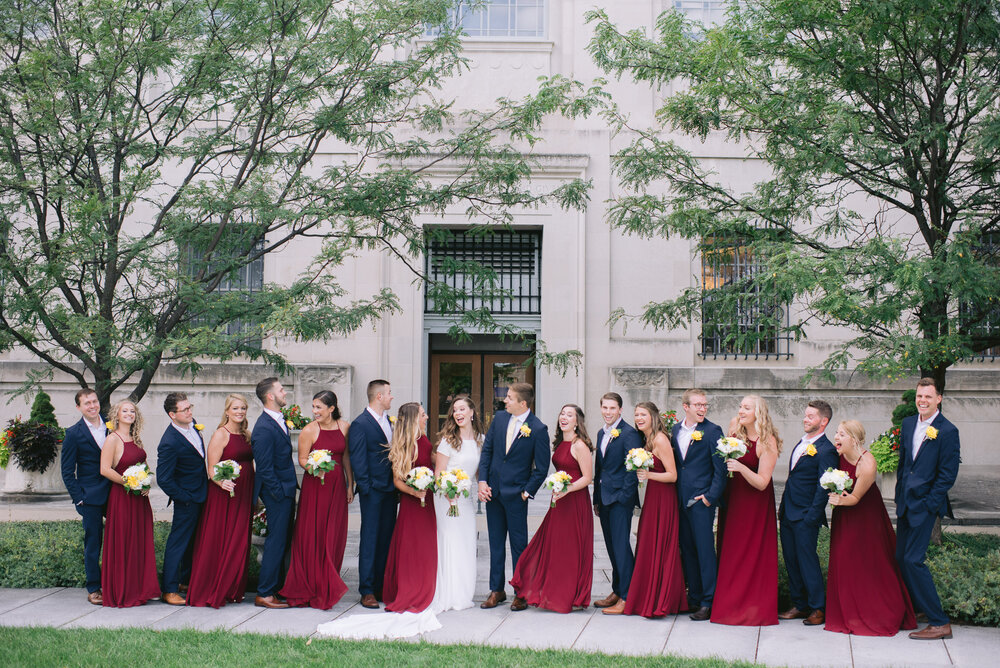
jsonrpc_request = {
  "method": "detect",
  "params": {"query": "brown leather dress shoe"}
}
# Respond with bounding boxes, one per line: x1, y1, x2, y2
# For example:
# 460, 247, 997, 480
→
689, 606, 711, 621
178, 583, 188, 594
254, 595, 290, 609
778, 607, 808, 620
803, 609, 825, 626
602, 599, 626, 615
87, 591, 103, 606
161, 592, 186, 606
593, 593, 620, 608
909, 623, 953, 640
480, 590, 507, 609
360, 594, 379, 609
510, 596, 528, 611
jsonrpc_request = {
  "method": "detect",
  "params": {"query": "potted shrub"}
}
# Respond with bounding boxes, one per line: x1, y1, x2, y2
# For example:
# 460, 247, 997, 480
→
1, 391, 67, 499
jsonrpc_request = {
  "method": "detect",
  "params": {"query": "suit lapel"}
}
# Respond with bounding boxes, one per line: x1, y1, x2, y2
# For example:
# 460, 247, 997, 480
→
913, 414, 943, 465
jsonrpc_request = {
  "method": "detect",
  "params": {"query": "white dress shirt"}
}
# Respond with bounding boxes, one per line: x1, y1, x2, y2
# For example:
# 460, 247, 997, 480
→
367, 406, 392, 442
172, 422, 205, 457
789, 434, 820, 470
676, 419, 700, 460
600, 418, 623, 456
912, 411, 939, 460
263, 407, 288, 435
85, 418, 107, 450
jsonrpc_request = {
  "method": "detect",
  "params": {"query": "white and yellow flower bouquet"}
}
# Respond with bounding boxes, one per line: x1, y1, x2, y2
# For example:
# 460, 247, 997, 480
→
436, 467, 472, 517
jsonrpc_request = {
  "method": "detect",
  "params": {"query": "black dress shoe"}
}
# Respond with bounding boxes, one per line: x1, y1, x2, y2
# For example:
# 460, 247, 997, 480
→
689, 606, 711, 621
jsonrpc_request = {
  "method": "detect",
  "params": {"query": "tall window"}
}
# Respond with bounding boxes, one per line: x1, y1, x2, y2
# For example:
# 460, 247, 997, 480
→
960, 231, 1000, 361
184, 232, 264, 345
674, 1, 729, 28
700, 236, 792, 359
430, 1, 546, 39
424, 228, 541, 315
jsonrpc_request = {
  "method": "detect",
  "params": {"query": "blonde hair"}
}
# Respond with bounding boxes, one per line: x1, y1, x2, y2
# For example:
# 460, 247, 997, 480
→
387, 402, 423, 481
219, 393, 252, 445
109, 400, 145, 449
733, 395, 783, 455
838, 420, 866, 457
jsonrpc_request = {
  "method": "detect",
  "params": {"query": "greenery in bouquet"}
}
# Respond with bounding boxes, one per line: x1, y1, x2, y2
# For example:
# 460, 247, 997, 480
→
280, 405, 311, 430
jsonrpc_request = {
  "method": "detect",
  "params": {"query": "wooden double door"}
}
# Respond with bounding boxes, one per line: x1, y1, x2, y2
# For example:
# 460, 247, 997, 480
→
428, 353, 535, 434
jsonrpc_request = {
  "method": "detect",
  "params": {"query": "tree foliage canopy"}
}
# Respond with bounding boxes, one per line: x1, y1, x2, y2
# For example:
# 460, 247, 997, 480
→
0, 0, 590, 410
588, 0, 1000, 389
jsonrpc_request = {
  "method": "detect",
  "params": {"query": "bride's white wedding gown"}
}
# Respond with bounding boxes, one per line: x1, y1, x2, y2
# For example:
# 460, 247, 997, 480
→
315, 438, 479, 639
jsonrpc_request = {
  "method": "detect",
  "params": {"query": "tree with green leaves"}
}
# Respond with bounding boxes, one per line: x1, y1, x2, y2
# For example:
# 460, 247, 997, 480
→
587, 0, 1000, 391
0, 0, 589, 413
29, 390, 58, 428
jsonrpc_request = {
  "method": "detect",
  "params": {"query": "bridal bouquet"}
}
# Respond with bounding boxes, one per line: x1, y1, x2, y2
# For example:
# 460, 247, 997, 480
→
406, 466, 435, 507
715, 437, 747, 477
436, 467, 472, 517
305, 449, 337, 485
820, 467, 854, 505
121, 463, 153, 495
625, 447, 655, 488
212, 459, 242, 497
544, 470, 572, 508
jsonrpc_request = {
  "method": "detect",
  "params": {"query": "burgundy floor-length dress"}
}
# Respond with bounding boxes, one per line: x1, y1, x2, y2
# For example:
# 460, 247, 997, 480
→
509, 441, 593, 613
383, 435, 438, 613
624, 454, 687, 617
826, 454, 917, 636
281, 428, 350, 609
102, 440, 161, 607
187, 432, 255, 608
711, 438, 779, 626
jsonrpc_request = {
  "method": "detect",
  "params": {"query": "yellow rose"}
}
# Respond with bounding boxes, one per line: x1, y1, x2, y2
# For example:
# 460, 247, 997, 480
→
194, 423, 204, 431
691, 431, 703, 441
610, 428, 621, 438
805, 444, 817, 457
286, 420, 295, 429
519, 424, 531, 437
105, 421, 115, 430
926, 426, 938, 440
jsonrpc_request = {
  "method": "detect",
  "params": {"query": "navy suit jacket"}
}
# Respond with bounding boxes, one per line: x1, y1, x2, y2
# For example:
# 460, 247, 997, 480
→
60, 418, 111, 506
779, 433, 838, 526
672, 419, 727, 506
895, 412, 960, 526
156, 424, 208, 505
478, 410, 550, 501
593, 420, 640, 508
348, 409, 394, 495
251, 414, 298, 501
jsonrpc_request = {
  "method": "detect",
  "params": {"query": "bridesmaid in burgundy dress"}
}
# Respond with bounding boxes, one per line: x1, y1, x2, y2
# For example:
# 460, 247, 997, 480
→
826, 420, 916, 636
187, 393, 256, 608
712, 395, 780, 626
383, 402, 438, 613
509, 404, 594, 613
625, 401, 687, 618
281, 390, 353, 609
100, 400, 160, 607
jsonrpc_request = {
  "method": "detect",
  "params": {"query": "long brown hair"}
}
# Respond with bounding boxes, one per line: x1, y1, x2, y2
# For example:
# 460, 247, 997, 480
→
552, 404, 594, 452
635, 401, 669, 451
109, 400, 145, 449
218, 393, 252, 444
387, 402, 424, 480
733, 394, 783, 455
436, 395, 484, 454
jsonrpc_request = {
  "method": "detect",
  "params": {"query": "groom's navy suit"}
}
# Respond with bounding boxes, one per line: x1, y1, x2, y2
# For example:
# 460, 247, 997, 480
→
157, 423, 208, 594
349, 408, 397, 598
594, 420, 640, 599
895, 412, 960, 626
478, 409, 550, 593
672, 418, 726, 608
251, 412, 298, 597
60, 417, 110, 594
779, 433, 838, 613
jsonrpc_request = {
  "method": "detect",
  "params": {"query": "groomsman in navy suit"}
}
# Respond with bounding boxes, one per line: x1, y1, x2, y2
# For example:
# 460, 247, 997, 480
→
672, 388, 727, 621
896, 378, 960, 640
251, 377, 297, 609
157, 392, 207, 605
778, 400, 839, 626
478, 382, 550, 610
60, 389, 110, 605
592, 392, 640, 615
349, 379, 396, 609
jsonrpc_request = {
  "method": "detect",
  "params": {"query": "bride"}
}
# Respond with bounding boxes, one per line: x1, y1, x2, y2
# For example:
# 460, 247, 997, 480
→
429, 395, 484, 612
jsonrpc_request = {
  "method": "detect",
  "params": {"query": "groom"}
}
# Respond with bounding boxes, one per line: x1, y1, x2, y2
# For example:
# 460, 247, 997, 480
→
478, 382, 550, 611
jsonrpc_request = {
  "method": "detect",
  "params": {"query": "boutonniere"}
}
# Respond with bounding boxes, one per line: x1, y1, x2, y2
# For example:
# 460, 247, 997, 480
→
389, 415, 396, 424
519, 424, 531, 438
285, 420, 295, 429
805, 443, 817, 457
610, 428, 620, 439
105, 421, 114, 430
925, 426, 938, 440
691, 431, 703, 441
194, 423, 204, 431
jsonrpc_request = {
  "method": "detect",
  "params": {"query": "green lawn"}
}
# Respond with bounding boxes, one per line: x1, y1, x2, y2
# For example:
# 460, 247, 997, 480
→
0, 627, 746, 668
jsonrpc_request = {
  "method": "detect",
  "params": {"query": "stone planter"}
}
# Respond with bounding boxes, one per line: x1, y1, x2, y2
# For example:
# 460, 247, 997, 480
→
251, 534, 266, 565
0, 449, 69, 502
877, 471, 897, 500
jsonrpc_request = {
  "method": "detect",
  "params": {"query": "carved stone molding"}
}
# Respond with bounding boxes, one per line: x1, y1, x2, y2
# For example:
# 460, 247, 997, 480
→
296, 365, 352, 387
612, 367, 669, 390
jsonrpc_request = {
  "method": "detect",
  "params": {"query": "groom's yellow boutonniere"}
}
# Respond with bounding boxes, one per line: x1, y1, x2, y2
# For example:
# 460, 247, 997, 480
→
286, 420, 295, 429
805, 443, 817, 457
610, 428, 621, 439
194, 423, 204, 431
691, 431, 703, 441
519, 424, 531, 438
926, 426, 938, 440
105, 421, 114, 430
389, 415, 397, 424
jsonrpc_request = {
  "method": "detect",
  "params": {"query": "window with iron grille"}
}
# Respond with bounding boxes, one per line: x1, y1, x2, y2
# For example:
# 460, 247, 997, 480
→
424, 229, 541, 315
700, 236, 792, 359
184, 233, 264, 347
960, 231, 1000, 361
428, 1, 546, 39
674, 1, 729, 28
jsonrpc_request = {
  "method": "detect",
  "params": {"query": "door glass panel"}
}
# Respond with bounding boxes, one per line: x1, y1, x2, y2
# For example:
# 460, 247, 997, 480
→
438, 362, 474, 427
490, 361, 529, 415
